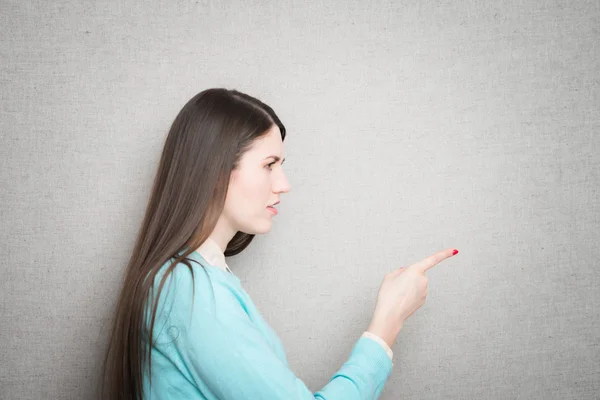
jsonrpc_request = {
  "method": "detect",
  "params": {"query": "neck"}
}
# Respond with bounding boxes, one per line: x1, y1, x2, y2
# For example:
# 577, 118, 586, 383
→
208, 214, 237, 253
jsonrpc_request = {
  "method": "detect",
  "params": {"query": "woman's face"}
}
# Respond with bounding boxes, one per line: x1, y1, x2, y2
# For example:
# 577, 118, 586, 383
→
221, 124, 291, 236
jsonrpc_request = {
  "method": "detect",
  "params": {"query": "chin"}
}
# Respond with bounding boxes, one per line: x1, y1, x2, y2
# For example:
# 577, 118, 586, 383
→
244, 219, 273, 235
254, 222, 273, 234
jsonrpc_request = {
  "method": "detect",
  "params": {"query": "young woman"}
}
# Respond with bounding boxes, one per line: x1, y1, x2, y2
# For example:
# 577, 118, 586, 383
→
100, 88, 459, 399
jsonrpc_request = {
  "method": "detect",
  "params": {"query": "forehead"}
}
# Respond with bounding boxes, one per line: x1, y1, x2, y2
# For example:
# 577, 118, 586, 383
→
245, 125, 284, 157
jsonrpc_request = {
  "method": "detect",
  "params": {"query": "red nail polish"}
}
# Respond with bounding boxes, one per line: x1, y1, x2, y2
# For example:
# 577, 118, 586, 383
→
452, 249, 459, 255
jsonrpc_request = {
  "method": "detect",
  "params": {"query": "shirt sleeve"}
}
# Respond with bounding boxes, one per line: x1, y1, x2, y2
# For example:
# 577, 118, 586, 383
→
159, 266, 393, 400
361, 332, 394, 362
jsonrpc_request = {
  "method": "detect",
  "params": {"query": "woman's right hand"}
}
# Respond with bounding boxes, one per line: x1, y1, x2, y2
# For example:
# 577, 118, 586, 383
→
367, 248, 459, 348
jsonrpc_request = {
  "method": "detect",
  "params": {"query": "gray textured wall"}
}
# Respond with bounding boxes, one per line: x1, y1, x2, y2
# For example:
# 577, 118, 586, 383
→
1, 1, 599, 399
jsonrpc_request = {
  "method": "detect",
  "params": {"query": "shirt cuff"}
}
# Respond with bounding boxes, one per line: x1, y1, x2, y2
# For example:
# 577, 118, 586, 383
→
361, 331, 394, 362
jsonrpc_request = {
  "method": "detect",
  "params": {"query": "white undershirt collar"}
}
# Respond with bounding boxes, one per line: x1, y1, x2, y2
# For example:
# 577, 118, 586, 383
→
194, 237, 233, 274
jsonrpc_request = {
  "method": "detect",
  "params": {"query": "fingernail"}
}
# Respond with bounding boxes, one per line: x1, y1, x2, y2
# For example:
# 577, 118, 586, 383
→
452, 249, 459, 255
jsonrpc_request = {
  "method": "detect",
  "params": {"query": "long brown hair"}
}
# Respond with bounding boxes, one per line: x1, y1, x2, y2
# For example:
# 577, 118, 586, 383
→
99, 88, 286, 399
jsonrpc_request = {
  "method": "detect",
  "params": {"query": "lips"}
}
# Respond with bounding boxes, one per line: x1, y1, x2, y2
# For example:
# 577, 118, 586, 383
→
267, 205, 278, 215
267, 199, 279, 214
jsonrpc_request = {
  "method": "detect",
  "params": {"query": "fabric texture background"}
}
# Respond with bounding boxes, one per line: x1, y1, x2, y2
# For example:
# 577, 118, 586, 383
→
1, 1, 598, 399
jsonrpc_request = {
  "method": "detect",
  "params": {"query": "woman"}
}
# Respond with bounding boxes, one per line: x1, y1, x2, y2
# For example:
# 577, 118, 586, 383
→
100, 88, 458, 399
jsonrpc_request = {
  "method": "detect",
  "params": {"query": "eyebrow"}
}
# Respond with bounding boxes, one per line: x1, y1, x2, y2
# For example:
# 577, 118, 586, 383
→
265, 156, 286, 164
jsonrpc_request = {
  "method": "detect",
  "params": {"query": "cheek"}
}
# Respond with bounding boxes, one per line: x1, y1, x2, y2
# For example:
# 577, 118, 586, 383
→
222, 169, 274, 234
244, 171, 271, 206
227, 170, 271, 212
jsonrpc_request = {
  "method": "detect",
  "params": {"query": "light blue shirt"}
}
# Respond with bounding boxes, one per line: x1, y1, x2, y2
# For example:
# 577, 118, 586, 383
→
142, 245, 393, 399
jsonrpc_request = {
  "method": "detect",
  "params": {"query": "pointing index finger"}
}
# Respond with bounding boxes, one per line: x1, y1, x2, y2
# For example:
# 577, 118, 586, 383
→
412, 248, 459, 273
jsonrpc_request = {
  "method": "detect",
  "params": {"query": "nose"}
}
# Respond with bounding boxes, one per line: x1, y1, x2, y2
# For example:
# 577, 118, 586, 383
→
273, 168, 291, 194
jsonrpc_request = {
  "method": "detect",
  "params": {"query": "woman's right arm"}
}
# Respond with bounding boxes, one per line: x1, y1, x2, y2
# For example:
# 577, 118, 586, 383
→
157, 266, 394, 399
154, 247, 457, 399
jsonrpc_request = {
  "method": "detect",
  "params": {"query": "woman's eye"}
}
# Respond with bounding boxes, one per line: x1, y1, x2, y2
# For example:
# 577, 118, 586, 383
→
266, 162, 275, 169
